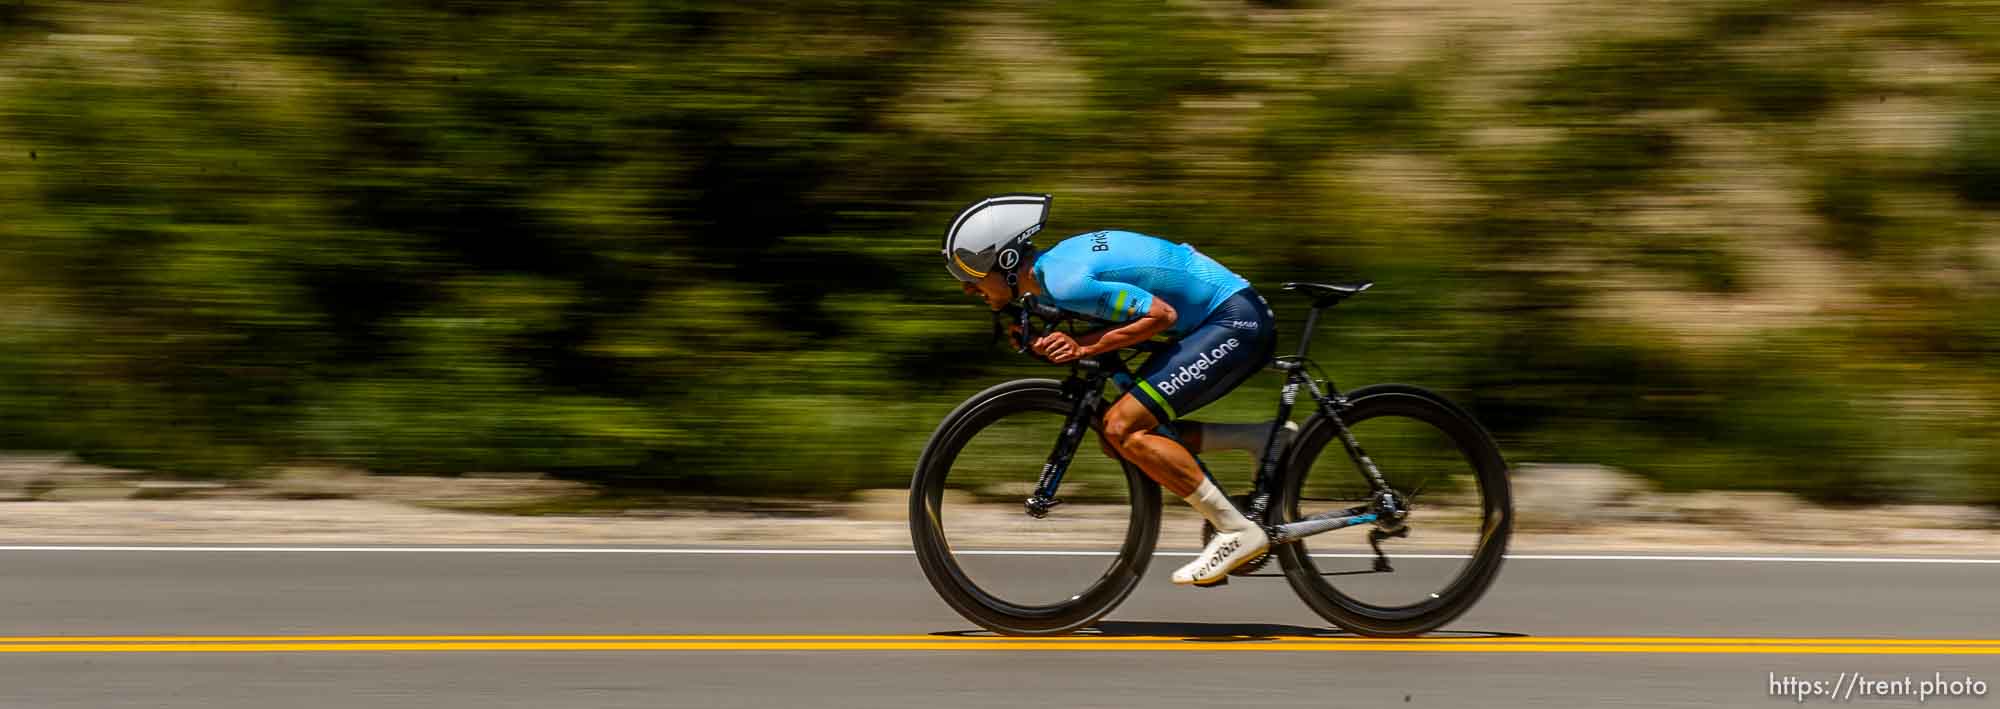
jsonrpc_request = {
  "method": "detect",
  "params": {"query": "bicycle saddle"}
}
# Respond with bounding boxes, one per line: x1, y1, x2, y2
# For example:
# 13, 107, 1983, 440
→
1282, 281, 1373, 308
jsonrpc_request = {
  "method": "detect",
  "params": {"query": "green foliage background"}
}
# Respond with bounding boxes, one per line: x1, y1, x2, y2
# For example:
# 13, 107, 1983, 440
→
1, 0, 1995, 502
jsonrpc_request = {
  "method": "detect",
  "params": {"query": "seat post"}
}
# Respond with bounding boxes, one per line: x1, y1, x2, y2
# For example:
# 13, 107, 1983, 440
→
1296, 307, 1323, 359
1281, 280, 1369, 359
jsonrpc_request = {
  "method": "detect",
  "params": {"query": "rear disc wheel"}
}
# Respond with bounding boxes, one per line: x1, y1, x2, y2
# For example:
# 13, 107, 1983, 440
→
1274, 384, 1511, 637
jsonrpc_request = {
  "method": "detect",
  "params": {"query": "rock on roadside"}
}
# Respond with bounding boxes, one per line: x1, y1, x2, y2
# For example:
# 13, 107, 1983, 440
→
0, 453, 145, 501
1510, 464, 1656, 531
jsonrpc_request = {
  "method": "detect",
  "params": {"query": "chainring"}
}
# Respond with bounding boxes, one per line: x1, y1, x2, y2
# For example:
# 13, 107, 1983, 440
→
1197, 494, 1272, 576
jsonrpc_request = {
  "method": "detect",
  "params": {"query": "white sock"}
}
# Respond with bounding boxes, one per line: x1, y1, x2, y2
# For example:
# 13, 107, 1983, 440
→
1181, 479, 1256, 533
1189, 420, 1290, 453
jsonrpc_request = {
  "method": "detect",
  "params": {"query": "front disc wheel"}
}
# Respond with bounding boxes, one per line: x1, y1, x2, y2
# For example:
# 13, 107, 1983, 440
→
909, 379, 1162, 636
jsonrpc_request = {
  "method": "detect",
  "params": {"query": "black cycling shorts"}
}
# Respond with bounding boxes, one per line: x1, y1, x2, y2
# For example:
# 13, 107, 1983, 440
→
1125, 288, 1276, 423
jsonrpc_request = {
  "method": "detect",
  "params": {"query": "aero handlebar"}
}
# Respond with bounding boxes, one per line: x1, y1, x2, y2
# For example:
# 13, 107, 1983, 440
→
1000, 296, 1163, 369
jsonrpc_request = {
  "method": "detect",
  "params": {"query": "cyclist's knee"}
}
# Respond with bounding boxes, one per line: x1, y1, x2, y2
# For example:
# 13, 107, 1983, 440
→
1100, 413, 1138, 450
1094, 430, 1120, 460
1099, 399, 1157, 451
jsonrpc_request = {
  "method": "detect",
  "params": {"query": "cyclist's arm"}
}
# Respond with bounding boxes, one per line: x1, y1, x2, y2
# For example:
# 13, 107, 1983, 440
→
1078, 299, 1175, 356
1035, 273, 1174, 360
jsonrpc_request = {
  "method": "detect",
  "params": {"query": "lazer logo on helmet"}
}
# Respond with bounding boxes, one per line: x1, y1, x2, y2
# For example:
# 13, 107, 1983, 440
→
1155, 338, 1242, 396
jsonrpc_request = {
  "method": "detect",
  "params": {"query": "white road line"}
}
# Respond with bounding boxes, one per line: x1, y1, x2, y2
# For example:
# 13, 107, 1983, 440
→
0, 546, 915, 555
1500, 554, 2000, 564
0, 546, 1995, 564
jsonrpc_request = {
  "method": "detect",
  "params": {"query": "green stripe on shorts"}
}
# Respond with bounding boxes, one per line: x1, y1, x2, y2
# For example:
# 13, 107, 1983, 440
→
1135, 379, 1179, 421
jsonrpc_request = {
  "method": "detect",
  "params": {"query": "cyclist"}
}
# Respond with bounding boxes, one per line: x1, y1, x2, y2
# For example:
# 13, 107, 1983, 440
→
943, 193, 1283, 586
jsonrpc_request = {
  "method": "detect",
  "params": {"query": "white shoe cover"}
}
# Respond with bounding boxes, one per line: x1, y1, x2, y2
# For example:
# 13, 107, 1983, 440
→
1172, 528, 1270, 585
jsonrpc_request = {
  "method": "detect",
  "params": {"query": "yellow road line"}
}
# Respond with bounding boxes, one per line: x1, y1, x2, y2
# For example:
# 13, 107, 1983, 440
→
4, 635, 1998, 644
0, 636, 1994, 654
0, 642, 1994, 654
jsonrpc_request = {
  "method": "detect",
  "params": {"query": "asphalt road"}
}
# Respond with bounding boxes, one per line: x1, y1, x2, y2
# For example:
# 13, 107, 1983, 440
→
0, 545, 1995, 708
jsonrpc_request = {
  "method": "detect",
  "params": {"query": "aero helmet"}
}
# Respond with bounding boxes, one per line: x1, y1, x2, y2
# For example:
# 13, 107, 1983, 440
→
943, 193, 1051, 288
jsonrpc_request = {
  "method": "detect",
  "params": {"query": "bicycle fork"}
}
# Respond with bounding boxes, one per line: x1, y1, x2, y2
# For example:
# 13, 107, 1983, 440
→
1021, 368, 1213, 518
1024, 376, 1104, 518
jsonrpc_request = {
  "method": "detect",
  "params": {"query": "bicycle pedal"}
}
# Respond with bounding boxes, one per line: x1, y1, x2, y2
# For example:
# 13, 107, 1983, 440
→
1192, 576, 1230, 588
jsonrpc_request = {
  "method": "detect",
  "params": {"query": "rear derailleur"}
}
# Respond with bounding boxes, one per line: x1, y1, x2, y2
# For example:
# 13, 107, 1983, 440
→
1366, 489, 1410, 572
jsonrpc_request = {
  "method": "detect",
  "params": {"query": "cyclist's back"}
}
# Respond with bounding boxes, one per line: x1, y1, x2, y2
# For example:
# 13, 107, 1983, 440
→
1032, 231, 1250, 336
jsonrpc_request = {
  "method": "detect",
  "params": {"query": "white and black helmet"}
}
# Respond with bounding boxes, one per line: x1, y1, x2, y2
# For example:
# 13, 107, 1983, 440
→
943, 193, 1051, 286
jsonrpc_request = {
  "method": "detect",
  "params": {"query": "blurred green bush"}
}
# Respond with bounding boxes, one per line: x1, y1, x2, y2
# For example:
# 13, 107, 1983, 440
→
0, 0, 1994, 503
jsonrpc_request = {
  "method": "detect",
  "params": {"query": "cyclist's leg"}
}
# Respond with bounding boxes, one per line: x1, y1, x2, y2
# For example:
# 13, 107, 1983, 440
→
1097, 289, 1277, 460
1100, 288, 1279, 584
1112, 288, 1278, 460
1101, 324, 1265, 495
1144, 289, 1277, 418
1101, 394, 1200, 496
1104, 379, 1265, 585
1179, 419, 1296, 453
1162, 419, 1294, 455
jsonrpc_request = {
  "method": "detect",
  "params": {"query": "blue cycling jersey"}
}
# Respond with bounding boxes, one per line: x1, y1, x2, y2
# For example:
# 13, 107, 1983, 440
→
1031, 231, 1251, 336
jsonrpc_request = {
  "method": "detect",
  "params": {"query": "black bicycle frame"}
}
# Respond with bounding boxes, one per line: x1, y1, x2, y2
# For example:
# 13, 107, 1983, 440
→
1020, 299, 1398, 545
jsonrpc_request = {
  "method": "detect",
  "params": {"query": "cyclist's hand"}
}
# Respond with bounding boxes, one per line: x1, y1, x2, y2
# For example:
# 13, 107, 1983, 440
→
1032, 331, 1085, 363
